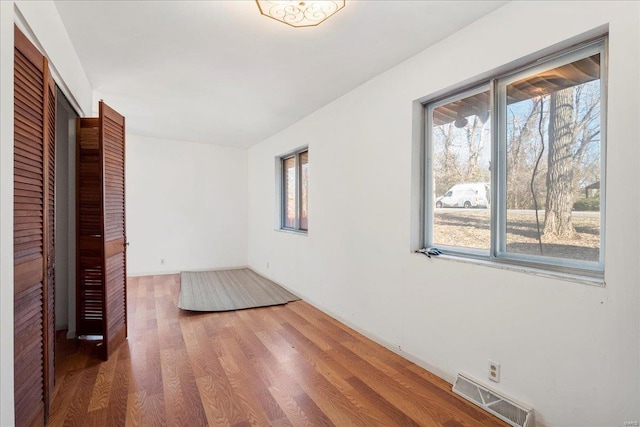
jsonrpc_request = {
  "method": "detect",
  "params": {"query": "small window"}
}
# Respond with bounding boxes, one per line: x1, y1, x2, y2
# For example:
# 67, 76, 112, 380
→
280, 148, 309, 233
424, 37, 606, 278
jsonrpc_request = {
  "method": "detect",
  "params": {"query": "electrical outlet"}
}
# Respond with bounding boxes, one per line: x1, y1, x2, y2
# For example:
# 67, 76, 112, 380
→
160, 258, 165, 265
489, 360, 500, 383
266, 262, 270, 269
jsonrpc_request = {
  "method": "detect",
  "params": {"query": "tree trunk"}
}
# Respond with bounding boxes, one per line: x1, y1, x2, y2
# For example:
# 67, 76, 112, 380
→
544, 87, 577, 239
436, 124, 461, 195
466, 116, 480, 181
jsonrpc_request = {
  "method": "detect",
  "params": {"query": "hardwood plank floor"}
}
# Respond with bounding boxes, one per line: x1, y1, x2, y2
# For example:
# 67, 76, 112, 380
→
48, 274, 509, 427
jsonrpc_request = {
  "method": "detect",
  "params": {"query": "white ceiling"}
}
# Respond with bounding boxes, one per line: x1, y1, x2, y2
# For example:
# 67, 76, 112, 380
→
54, 0, 507, 148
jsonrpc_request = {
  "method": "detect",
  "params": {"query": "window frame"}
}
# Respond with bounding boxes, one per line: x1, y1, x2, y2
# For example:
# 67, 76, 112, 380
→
423, 36, 607, 280
280, 147, 309, 233
425, 83, 492, 260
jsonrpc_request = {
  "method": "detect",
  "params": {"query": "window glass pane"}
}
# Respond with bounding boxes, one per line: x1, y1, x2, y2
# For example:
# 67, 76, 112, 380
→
431, 88, 491, 251
504, 53, 601, 263
283, 156, 296, 229
299, 150, 309, 231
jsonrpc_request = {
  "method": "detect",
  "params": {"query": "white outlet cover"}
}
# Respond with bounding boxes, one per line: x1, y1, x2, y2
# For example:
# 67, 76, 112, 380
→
489, 360, 500, 383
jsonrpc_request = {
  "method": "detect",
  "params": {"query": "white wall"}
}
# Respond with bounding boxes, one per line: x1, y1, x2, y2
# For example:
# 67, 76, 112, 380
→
0, 2, 93, 424
0, 3, 15, 424
126, 134, 248, 276
247, 2, 640, 427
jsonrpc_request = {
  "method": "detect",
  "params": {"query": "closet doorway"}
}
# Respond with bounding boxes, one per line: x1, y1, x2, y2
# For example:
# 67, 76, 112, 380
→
55, 87, 78, 339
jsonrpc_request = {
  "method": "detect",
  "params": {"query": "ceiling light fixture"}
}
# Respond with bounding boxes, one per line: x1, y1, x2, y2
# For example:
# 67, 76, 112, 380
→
454, 111, 469, 129
255, 1, 345, 28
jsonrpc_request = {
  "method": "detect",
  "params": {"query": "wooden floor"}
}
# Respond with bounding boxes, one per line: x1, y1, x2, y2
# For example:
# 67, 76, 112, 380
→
48, 274, 508, 427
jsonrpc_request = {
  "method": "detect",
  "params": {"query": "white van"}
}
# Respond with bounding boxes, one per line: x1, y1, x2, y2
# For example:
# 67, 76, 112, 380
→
436, 182, 490, 208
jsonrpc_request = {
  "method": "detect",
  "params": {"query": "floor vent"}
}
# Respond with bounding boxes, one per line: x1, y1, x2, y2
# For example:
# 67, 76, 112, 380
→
452, 373, 533, 427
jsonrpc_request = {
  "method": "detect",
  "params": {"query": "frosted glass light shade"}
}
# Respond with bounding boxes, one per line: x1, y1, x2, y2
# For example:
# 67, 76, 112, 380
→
256, 1, 345, 28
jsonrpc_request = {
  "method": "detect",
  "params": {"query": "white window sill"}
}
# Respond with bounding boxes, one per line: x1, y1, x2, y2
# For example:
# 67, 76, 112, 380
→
412, 252, 605, 287
275, 228, 308, 236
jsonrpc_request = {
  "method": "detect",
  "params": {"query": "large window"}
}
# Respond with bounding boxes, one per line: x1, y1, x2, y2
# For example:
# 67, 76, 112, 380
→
425, 38, 606, 277
281, 148, 308, 232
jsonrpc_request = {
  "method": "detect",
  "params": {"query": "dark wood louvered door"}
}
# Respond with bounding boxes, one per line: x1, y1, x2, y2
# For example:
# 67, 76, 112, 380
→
76, 117, 103, 338
14, 25, 56, 427
44, 60, 56, 412
99, 101, 127, 360
76, 102, 127, 361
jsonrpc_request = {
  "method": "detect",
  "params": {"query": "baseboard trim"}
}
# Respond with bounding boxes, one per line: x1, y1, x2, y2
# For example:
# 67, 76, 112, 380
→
127, 265, 250, 277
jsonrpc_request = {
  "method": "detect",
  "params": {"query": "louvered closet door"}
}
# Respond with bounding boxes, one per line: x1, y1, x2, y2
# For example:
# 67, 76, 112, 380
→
44, 62, 56, 413
76, 117, 103, 336
100, 101, 127, 360
14, 25, 55, 427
